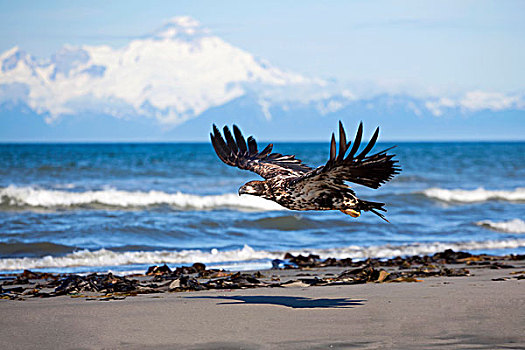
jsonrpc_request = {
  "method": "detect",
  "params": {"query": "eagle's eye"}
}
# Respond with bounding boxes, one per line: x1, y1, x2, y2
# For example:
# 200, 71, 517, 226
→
238, 181, 264, 196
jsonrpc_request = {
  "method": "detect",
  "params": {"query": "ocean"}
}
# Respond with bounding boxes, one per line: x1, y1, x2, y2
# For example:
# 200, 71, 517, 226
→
1, 142, 524, 275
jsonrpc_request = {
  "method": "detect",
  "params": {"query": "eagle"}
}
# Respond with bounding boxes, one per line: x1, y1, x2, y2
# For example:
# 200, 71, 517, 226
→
210, 121, 400, 221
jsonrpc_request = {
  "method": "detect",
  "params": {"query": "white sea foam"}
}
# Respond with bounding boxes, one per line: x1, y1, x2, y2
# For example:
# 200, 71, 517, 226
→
0, 186, 285, 211
1, 239, 524, 272
476, 219, 525, 234
0, 245, 281, 271
422, 187, 525, 203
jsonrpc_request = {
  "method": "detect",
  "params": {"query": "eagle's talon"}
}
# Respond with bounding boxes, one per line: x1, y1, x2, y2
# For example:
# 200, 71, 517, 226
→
340, 209, 361, 218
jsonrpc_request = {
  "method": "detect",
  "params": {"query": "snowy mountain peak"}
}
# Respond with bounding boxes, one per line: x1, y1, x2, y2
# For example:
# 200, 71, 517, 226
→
49, 46, 90, 78
152, 16, 208, 40
166, 16, 202, 29
1, 46, 21, 59
1, 46, 31, 72
0, 16, 329, 125
1, 16, 522, 130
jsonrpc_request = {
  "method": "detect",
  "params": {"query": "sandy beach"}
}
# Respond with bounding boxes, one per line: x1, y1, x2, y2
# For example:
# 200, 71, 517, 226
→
2, 2, 524, 350
1, 256, 524, 349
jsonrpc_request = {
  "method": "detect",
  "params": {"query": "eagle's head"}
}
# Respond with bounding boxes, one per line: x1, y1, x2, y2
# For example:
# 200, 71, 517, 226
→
238, 180, 268, 197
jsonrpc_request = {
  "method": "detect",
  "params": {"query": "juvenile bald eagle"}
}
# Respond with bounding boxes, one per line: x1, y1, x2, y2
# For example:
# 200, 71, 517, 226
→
210, 121, 400, 221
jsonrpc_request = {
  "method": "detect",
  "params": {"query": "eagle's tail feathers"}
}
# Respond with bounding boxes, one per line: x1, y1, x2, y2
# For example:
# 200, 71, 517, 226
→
358, 200, 390, 223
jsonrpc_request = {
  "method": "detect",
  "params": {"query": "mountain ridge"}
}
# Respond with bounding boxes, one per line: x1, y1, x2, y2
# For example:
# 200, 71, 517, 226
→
1, 16, 524, 141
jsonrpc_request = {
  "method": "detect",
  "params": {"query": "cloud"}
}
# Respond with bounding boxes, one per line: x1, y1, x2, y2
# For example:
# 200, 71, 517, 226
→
460, 91, 524, 112
424, 97, 456, 117
425, 91, 525, 116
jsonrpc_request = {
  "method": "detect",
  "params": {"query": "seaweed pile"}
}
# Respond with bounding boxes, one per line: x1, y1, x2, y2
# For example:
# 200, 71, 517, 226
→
1, 250, 523, 301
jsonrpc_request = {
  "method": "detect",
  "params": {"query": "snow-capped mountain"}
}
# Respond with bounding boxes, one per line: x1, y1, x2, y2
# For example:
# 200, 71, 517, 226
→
0, 16, 524, 141
0, 16, 335, 125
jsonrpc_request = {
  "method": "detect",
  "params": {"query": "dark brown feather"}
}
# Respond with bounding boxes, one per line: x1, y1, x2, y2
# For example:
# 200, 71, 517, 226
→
356, 127, 379, 160
233, 125, 247, 154
259, 143, 273, 158
247, 136, 258, 154
293, 120, 400, 190
211, 125, 231, 163
210, 124, 312, 179
223, 126, 238, 154
347, 122, 363, 159
337, 121, 347, 161
330, 133, 336, 162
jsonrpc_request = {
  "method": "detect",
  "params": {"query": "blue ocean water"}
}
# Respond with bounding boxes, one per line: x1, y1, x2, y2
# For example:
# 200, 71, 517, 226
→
0, 142, 524, 274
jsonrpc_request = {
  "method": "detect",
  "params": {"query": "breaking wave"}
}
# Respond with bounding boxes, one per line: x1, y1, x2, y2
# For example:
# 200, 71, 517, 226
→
1, 239, 524, 272
0, 186, 285, 211
422, 187, 525, 203
476, 219, 525, 234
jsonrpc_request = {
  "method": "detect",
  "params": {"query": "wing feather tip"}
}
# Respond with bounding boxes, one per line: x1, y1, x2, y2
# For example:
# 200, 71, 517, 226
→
337, 121, 347, 161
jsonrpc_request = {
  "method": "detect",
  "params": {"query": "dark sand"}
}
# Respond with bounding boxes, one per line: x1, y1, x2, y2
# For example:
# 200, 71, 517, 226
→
1, 262, 524, 349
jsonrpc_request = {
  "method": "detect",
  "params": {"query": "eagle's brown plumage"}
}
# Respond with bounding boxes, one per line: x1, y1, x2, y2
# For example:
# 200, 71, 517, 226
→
210, 121, 400, 221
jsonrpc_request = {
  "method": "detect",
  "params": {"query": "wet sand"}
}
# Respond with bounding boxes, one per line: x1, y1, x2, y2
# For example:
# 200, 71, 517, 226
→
1, 262, 524, 349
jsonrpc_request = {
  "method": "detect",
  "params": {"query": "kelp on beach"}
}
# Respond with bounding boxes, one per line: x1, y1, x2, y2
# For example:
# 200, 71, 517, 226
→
1, 249, 523, 301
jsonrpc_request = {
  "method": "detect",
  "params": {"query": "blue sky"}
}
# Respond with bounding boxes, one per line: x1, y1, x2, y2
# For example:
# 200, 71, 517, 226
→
1, 0, 523, 93
0, 0, 524, 141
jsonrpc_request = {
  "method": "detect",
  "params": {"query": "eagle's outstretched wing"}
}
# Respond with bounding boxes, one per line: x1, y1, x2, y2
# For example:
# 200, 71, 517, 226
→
287, 121, 400, 221
294, 121, 400, 189
210, 124, 312, 179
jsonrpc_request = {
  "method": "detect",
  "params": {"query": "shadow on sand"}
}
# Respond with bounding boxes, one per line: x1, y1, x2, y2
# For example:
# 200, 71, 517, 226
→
186, 295, 366, 309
